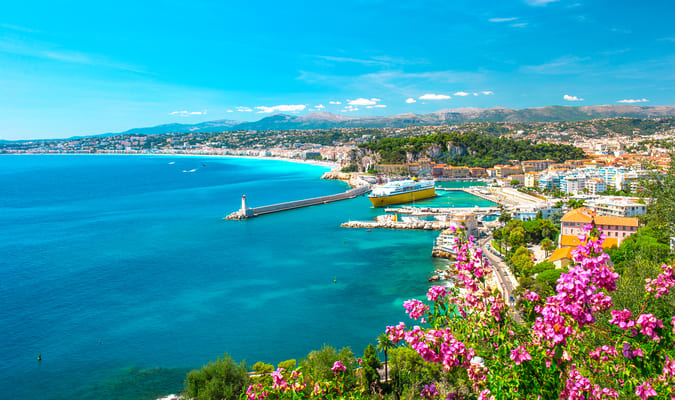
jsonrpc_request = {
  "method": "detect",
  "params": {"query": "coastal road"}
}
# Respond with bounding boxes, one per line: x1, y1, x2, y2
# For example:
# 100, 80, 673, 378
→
478, 235, 518, 307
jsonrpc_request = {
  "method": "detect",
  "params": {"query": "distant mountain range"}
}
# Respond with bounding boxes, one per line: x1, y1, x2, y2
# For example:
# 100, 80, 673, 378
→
54, 104, 675, 139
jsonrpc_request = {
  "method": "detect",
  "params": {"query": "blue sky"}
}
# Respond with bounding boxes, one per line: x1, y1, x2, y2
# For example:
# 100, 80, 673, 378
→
1, 0, 674, 139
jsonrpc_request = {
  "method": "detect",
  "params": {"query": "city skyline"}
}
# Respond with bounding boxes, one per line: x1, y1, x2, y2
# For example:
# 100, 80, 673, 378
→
1, 0, 674, 139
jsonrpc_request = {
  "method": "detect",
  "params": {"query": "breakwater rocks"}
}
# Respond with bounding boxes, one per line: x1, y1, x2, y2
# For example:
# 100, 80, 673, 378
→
321, 170, 353, 181
341, 220, 452, 230
431, 248, 456, 259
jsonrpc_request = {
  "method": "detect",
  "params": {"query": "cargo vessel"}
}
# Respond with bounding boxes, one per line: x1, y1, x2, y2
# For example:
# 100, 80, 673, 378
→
368, 179, 436, 207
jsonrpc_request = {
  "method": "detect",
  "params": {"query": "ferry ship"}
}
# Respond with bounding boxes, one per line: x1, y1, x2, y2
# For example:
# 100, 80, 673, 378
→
368, 179, 436, 207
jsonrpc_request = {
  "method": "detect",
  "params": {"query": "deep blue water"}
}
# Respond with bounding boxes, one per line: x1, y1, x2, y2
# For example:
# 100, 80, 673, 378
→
0, 155, 492, 400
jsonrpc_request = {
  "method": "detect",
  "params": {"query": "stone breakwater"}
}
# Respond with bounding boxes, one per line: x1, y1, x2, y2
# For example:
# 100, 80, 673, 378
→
321, 170, 359, 187
431, 248, 456, 259
341, 219, 453, 231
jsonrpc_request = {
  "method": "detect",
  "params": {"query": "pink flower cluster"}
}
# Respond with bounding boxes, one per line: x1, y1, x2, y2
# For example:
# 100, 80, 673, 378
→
645, 264, 675, 298
589, 345, 618, 362
560, 366, 591, 400
477, 389, 494, 400
272, 368, 287, 390
522, 289, 540, 302
635, 381, 657, 400
404, 299, 430, 320
509, 345, 532, 365
331, 360, 346, 374
246, 383, 268, 400
532, 229, 619, 347
427, 285, 447, 302
558, 366, 621, 400
609, 309, 636, 330
388, 323, 475, 371
635, 313, 665, 342
467, 362, 488, 390
662, 355, 675, 378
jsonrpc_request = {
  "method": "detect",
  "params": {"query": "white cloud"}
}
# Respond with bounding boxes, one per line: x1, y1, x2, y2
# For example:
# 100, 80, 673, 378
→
0, 37, 145, 73
617, 98, 649, 103
315, 104, 325, 109
525, 0, 559, 5
0, 23, 39, 33
329, 101, 342, 105
454, 91, 470, 96
406, 98, 417, 103
481, 91, 494, 95
348, 98, 380, 106
236, 106, 253, 112
564, 94, 584, 101
521, 56, 590, 75
226, 110, 233, 113
255, 104, 306, 113
489, 17, 518, 22
419, 93, 451, 100
366, 104, 387, 108
510, 22, 529, 28
170, 110, 207, 116
343, 105, 359, 112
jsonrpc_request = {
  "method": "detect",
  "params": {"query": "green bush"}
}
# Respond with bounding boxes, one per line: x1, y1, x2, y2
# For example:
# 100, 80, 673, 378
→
299, 344, 357, 388
252, 361, 274, 374
389, 346, 444, 398
277, 359, 296, 370
184, 353, 249, 400
361, 344, 381, 389
531, 261, 555, 275
536, 268, 564, 289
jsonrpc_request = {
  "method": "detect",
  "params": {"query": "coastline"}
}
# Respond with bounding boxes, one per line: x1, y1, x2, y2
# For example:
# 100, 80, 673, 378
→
0, 151, 341, 169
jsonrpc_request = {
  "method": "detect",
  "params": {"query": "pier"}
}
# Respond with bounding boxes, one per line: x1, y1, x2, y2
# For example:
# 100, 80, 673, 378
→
226, 185, 371, 219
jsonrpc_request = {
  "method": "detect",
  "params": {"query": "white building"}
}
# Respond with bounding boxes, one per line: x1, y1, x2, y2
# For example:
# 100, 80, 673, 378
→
524, 173, 539, 189
585, 178, 607, 195
586, 196, 647, 217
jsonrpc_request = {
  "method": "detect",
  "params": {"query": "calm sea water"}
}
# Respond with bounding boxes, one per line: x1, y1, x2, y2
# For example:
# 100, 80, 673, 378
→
0, 155, 495, 400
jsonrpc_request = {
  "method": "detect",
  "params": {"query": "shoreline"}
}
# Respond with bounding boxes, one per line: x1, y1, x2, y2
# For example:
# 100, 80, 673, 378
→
0, 152, 341, 169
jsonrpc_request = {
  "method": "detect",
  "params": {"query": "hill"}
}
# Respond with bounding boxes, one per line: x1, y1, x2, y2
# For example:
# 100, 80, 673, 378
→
50, 105, 675, 139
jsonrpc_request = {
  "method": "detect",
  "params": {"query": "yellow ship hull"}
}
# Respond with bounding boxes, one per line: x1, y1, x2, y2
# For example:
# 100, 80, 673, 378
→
368, 187, 436, 207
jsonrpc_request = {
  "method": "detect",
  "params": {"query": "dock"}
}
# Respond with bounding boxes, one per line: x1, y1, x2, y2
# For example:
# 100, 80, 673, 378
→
226, 185, 371, 219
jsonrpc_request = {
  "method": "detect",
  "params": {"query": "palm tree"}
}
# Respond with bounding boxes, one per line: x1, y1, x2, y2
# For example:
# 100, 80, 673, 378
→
376, 333, 393, 383
541, 238, 556, 259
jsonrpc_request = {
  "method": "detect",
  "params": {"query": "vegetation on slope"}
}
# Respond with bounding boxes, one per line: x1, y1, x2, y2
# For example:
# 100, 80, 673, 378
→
359, 132, 586, 167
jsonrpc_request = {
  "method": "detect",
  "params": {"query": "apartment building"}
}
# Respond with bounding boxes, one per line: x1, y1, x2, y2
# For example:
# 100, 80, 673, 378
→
559, 207, 638, 247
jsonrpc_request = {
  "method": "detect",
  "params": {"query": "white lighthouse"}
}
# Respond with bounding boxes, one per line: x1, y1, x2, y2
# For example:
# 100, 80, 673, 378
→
240, 195, 253, 218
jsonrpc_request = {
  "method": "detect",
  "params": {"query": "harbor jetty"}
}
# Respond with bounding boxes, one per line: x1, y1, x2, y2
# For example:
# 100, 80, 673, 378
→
341, 219, 452, 230
226, 185, 371, 219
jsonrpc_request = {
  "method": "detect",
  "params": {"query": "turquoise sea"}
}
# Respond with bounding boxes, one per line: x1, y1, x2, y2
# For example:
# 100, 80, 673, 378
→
0, 155, 495, 400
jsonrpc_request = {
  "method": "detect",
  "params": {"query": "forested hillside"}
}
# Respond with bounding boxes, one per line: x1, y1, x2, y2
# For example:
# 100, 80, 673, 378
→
359, 132, 587, 167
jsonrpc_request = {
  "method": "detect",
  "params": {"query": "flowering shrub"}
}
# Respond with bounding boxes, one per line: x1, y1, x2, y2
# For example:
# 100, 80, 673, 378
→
241, 226, 674, 399
387, 226, 675, 399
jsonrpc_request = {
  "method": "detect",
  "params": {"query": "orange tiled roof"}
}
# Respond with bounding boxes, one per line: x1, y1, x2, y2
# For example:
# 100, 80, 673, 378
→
560, 235, 619, 249
594, 216, 639, 227
548, 247, 574, 262
560, 207, 595, 223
